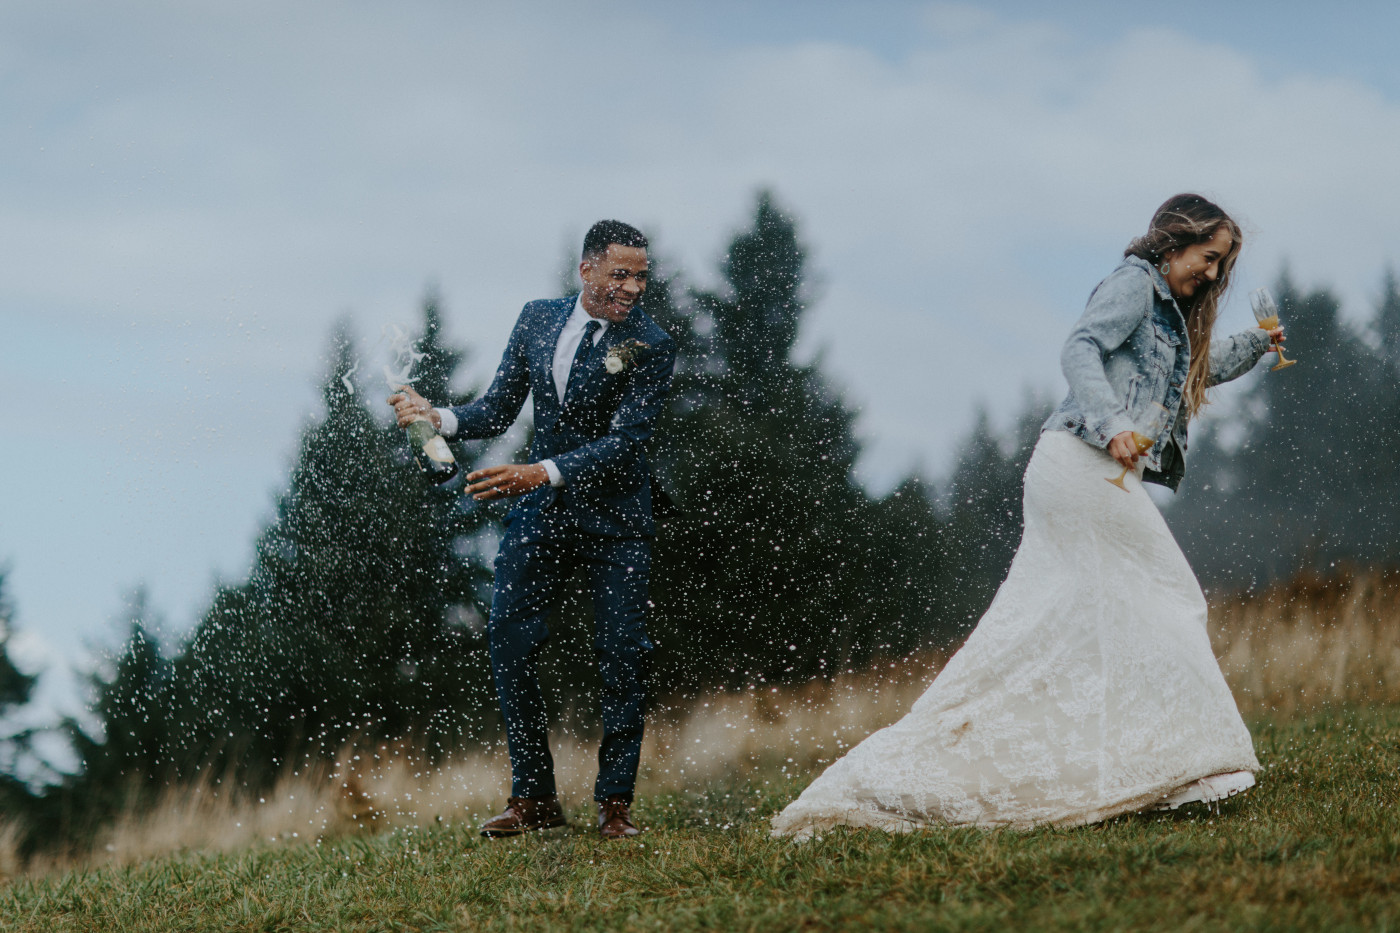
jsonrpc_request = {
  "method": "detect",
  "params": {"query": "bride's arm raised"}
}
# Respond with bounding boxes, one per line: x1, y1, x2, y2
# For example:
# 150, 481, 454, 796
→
1206, 326, 1277, 387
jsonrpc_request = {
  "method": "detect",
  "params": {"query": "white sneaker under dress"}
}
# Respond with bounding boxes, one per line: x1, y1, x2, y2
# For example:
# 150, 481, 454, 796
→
1156, 770, 1256, 810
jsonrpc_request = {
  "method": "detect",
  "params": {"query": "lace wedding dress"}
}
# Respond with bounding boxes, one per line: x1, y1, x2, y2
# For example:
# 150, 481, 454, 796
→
772, 430, 1259, 837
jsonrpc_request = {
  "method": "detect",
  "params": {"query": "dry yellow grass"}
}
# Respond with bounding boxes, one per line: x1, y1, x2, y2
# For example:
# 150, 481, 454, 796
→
54, 660, 939, 872
1212, 566, 1400, 716
5, 566, 1396, 878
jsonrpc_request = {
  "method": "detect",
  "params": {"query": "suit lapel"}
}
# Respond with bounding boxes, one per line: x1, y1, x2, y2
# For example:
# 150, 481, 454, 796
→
533, 297, 575, 411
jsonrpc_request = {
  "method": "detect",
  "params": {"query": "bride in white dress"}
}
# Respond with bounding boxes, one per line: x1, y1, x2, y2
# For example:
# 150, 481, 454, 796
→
773, 194, 1282, 836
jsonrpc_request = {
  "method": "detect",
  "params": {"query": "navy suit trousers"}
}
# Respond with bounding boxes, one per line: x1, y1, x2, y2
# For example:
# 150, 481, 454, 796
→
487, 510, 653, 802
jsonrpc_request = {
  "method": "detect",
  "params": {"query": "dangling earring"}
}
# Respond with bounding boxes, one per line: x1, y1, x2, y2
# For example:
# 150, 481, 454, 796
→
1159, 261, 1170, 276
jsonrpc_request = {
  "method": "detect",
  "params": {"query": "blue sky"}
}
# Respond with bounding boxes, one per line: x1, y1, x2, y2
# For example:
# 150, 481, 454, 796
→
3, 0, 1399, 734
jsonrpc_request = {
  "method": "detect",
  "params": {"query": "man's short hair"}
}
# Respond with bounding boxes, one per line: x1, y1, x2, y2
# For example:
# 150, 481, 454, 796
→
582, 220, 648, 260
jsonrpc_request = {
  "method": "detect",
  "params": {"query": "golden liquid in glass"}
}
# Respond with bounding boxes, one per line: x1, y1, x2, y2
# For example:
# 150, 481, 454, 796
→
1256, 314, 1298, 369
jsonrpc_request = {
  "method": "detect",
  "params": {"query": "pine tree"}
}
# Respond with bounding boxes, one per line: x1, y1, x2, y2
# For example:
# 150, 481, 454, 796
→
155, 303, 500, 788
866, 474, 952, 651
406, 289, 468, 406
1168, 269, 1400, 584
1364, 268, 1400, 560
648, 192, 949, 689
941, 396, 1051, 628
65, 588, 174, 820
1376, 267, 1400, 372
709, 192, 806, 385
0, 568, 64, 859
0, 567, 39, 809
0, 568, 35, 717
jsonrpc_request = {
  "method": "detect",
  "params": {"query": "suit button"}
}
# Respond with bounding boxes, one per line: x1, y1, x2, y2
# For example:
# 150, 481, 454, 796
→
1065, 420, 1074, 428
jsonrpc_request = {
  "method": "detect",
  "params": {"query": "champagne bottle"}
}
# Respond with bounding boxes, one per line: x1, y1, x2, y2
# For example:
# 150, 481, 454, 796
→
405, 412, 459, 484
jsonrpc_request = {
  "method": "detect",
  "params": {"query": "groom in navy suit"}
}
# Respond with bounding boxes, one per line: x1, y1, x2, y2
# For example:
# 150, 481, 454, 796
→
390, 220, 676, 839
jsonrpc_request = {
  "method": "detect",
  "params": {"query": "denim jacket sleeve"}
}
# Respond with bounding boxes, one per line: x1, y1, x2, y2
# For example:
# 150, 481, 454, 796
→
1058, 265, 1153, 447
1207, 327, 1273, 387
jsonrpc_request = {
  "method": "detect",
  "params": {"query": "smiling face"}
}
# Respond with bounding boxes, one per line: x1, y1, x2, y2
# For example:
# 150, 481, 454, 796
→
1162, 225, 1235, 301
579, 244, 649, 322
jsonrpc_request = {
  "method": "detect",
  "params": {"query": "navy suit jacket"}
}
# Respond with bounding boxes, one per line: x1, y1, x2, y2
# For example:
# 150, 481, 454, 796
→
449, 296, 677, 538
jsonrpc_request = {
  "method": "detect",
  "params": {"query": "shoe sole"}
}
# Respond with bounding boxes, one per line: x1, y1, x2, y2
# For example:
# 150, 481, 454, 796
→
1156, 772, 1256, 811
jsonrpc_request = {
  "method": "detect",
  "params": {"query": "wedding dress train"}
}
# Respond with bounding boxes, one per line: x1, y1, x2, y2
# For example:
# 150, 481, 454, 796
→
772, 430, 1259, 837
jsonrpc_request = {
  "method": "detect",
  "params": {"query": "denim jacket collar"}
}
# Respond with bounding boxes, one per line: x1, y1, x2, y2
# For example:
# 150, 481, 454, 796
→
1124, 255, 1189, 344
1124, 254, 1177, 305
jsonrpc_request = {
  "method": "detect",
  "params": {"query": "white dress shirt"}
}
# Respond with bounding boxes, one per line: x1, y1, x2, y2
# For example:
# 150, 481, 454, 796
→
551, 295, 611, 403
436, 295, 607, 488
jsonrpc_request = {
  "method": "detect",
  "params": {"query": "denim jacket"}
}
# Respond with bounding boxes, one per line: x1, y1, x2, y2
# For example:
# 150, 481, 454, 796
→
1043, 256, 1272, 491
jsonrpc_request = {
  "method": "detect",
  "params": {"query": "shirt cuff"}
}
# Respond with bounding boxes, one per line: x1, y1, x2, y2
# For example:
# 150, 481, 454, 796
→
435, 408, 458, 438
541, 459, 565, 487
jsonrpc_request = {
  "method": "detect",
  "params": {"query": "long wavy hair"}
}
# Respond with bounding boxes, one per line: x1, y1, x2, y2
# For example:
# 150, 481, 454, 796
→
1124, 193, 1242, 415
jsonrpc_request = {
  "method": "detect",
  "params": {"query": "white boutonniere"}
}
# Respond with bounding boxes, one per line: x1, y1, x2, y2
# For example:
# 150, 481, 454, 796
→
604, 339, 649, 374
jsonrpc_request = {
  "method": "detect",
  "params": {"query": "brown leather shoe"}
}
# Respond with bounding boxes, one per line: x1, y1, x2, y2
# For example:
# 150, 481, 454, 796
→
597, 796, 641, 839
479, 795, 567, 837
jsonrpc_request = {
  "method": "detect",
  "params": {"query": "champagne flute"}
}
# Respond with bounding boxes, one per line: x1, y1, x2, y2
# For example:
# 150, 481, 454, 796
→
1249, 288, 1297, 371
1106, 403, 1171, 491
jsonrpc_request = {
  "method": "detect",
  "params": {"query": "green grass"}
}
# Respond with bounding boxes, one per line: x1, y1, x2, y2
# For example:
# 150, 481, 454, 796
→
4, 706, 1398, 932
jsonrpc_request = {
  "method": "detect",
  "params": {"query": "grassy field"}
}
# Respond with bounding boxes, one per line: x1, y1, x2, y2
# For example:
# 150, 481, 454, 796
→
1, 704, 1397, 932
3, 568, 1398, 930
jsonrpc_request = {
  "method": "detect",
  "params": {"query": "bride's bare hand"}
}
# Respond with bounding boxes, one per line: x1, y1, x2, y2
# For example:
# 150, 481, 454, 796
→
1108, 431, 1139, 469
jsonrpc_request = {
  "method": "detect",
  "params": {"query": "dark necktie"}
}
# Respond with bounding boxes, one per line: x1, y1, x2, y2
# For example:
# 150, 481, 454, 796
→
565, 319, 601, 400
